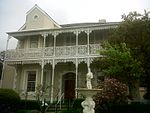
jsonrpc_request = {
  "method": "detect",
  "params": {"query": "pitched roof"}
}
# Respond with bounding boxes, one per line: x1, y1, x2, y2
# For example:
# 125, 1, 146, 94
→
19, 4, 61, 31
60, 22, 120, 28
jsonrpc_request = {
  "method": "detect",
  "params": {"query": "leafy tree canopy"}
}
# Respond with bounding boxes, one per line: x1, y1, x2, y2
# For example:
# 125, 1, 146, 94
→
107, 10, 150, 99
109, 10, 150, 70
98, 42, 143, 84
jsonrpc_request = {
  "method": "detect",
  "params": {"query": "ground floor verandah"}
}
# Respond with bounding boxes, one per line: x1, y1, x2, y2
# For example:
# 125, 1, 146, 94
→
2, 60, 102, 103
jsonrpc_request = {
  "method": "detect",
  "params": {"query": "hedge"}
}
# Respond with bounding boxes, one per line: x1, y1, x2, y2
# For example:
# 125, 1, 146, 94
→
19, 100, 40, 110
0, 88, 20, 113
95, 102, 150, 113
16, 110, 39, 113
72, 98, 84, 109
72, 98, 150, 113
109, 102, 150, 113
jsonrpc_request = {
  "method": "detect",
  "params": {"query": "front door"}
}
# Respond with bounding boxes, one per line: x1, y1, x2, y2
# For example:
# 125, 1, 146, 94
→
63, 73, 75, 99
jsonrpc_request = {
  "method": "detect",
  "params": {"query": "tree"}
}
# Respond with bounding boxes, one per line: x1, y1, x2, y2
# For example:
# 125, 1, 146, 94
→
35, 84, 50, 113
108, 10, 150, 99
97, 42, 143, 99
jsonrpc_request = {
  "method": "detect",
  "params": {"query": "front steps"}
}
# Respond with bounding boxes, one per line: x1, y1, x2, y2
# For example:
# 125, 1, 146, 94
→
45, 101, 73, 113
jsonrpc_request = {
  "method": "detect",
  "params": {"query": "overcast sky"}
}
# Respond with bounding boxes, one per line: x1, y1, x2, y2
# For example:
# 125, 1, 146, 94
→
0, 0, 149, 51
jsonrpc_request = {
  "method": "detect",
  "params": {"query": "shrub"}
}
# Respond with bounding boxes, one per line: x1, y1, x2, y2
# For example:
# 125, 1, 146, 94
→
144, 92, 150, 100
59, 99, 84, 113
60, 108, 82, 113
94, 78, 128, 113
109, 102, 150, 113
27, 110, 39, 113
16, 110, 39, 113
19, 100, 40, 110
0, 88, 20, 113
72, 99, 84, 109
16, 110, 31, 113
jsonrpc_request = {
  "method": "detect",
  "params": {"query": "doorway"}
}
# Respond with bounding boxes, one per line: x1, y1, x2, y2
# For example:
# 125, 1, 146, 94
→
63, 72, 75, 100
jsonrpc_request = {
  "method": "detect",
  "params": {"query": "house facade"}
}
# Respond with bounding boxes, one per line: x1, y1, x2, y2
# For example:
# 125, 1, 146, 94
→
2, 5, 119, 102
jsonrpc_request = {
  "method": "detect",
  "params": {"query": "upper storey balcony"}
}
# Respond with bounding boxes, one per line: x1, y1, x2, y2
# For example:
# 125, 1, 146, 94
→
5, 44, 101, 60
5, 22, 119, 61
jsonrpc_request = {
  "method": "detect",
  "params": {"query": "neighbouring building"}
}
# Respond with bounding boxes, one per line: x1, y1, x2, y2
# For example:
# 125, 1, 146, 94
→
2, 5, 119, 102
0, 51, 4, 86
0, 60, 3, 84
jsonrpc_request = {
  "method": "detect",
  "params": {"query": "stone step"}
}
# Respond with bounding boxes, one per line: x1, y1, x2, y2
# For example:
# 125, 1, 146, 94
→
46, 104, 69, 113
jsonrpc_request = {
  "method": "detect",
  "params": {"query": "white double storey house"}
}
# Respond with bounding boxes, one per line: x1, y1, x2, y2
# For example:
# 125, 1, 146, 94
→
2, 5, 119, 102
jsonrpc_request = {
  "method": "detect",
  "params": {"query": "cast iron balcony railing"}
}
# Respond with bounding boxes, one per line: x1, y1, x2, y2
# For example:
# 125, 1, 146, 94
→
5, 44, 101, 60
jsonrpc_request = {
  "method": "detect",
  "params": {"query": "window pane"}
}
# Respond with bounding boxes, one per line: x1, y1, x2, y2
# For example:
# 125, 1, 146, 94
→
27, 82, 35, 91
46, 36, 54, 47
78, 32, 87, 45
30, 37, 38, 48
90, 30, 109, 44
27, 71, 36, 92
28, 74, 36, 81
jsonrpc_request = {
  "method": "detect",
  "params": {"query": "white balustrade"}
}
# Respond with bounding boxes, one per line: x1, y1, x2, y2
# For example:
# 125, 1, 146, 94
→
5, 44, 101, 60
78, 45, 88, 55
24, 48, 43, 59
55, 46, 76, 56
44, 47, 54, 57
6, 48, 42, 60
90, 44, 101, 55
6, 49, 24, 59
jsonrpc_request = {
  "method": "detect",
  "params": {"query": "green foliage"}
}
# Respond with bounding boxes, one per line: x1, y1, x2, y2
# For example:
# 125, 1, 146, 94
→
59, 99, 84, 113
16, 110, 31, 113
0, 88, 21, 113
16, 110, 39, 113
97, 42, 143, 99
110, 11, 150, 49
27, 110, 39, 113
35, 84, 50, 101
108, 102, 150, 113
72, 99, 84, 109
98, 42, 142, 82
94, 78, 128, 103
59, 108, 82, 113
18, 100, 40, 113
19, 100, 40, 110
144, 92, 150, 100
35, 84, 50, 112
109, 10, 150, 61
108, 10, 150, 99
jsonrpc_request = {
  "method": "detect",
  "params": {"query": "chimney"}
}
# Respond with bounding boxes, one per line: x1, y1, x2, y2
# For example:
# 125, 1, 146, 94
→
99, 19, 106, 23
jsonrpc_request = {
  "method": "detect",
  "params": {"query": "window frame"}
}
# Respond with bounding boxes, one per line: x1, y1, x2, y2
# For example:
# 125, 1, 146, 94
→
23, 69, 38, 93
30, 37, 39, 48
27, 71, 36, 92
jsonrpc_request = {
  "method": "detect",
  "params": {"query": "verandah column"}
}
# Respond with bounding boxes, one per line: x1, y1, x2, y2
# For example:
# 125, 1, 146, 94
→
86, 30, 90, 55
53, 32, 57, 57
40, 62, 44, 85
40, 34, 47, 86
13, 65, 18, 89
50, 32, 57, 103
86, 30, 92, 71
50, 60, 55, 103
75, 31, 79, 98
75, 31, 79, 55
75, 59, 78, 98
